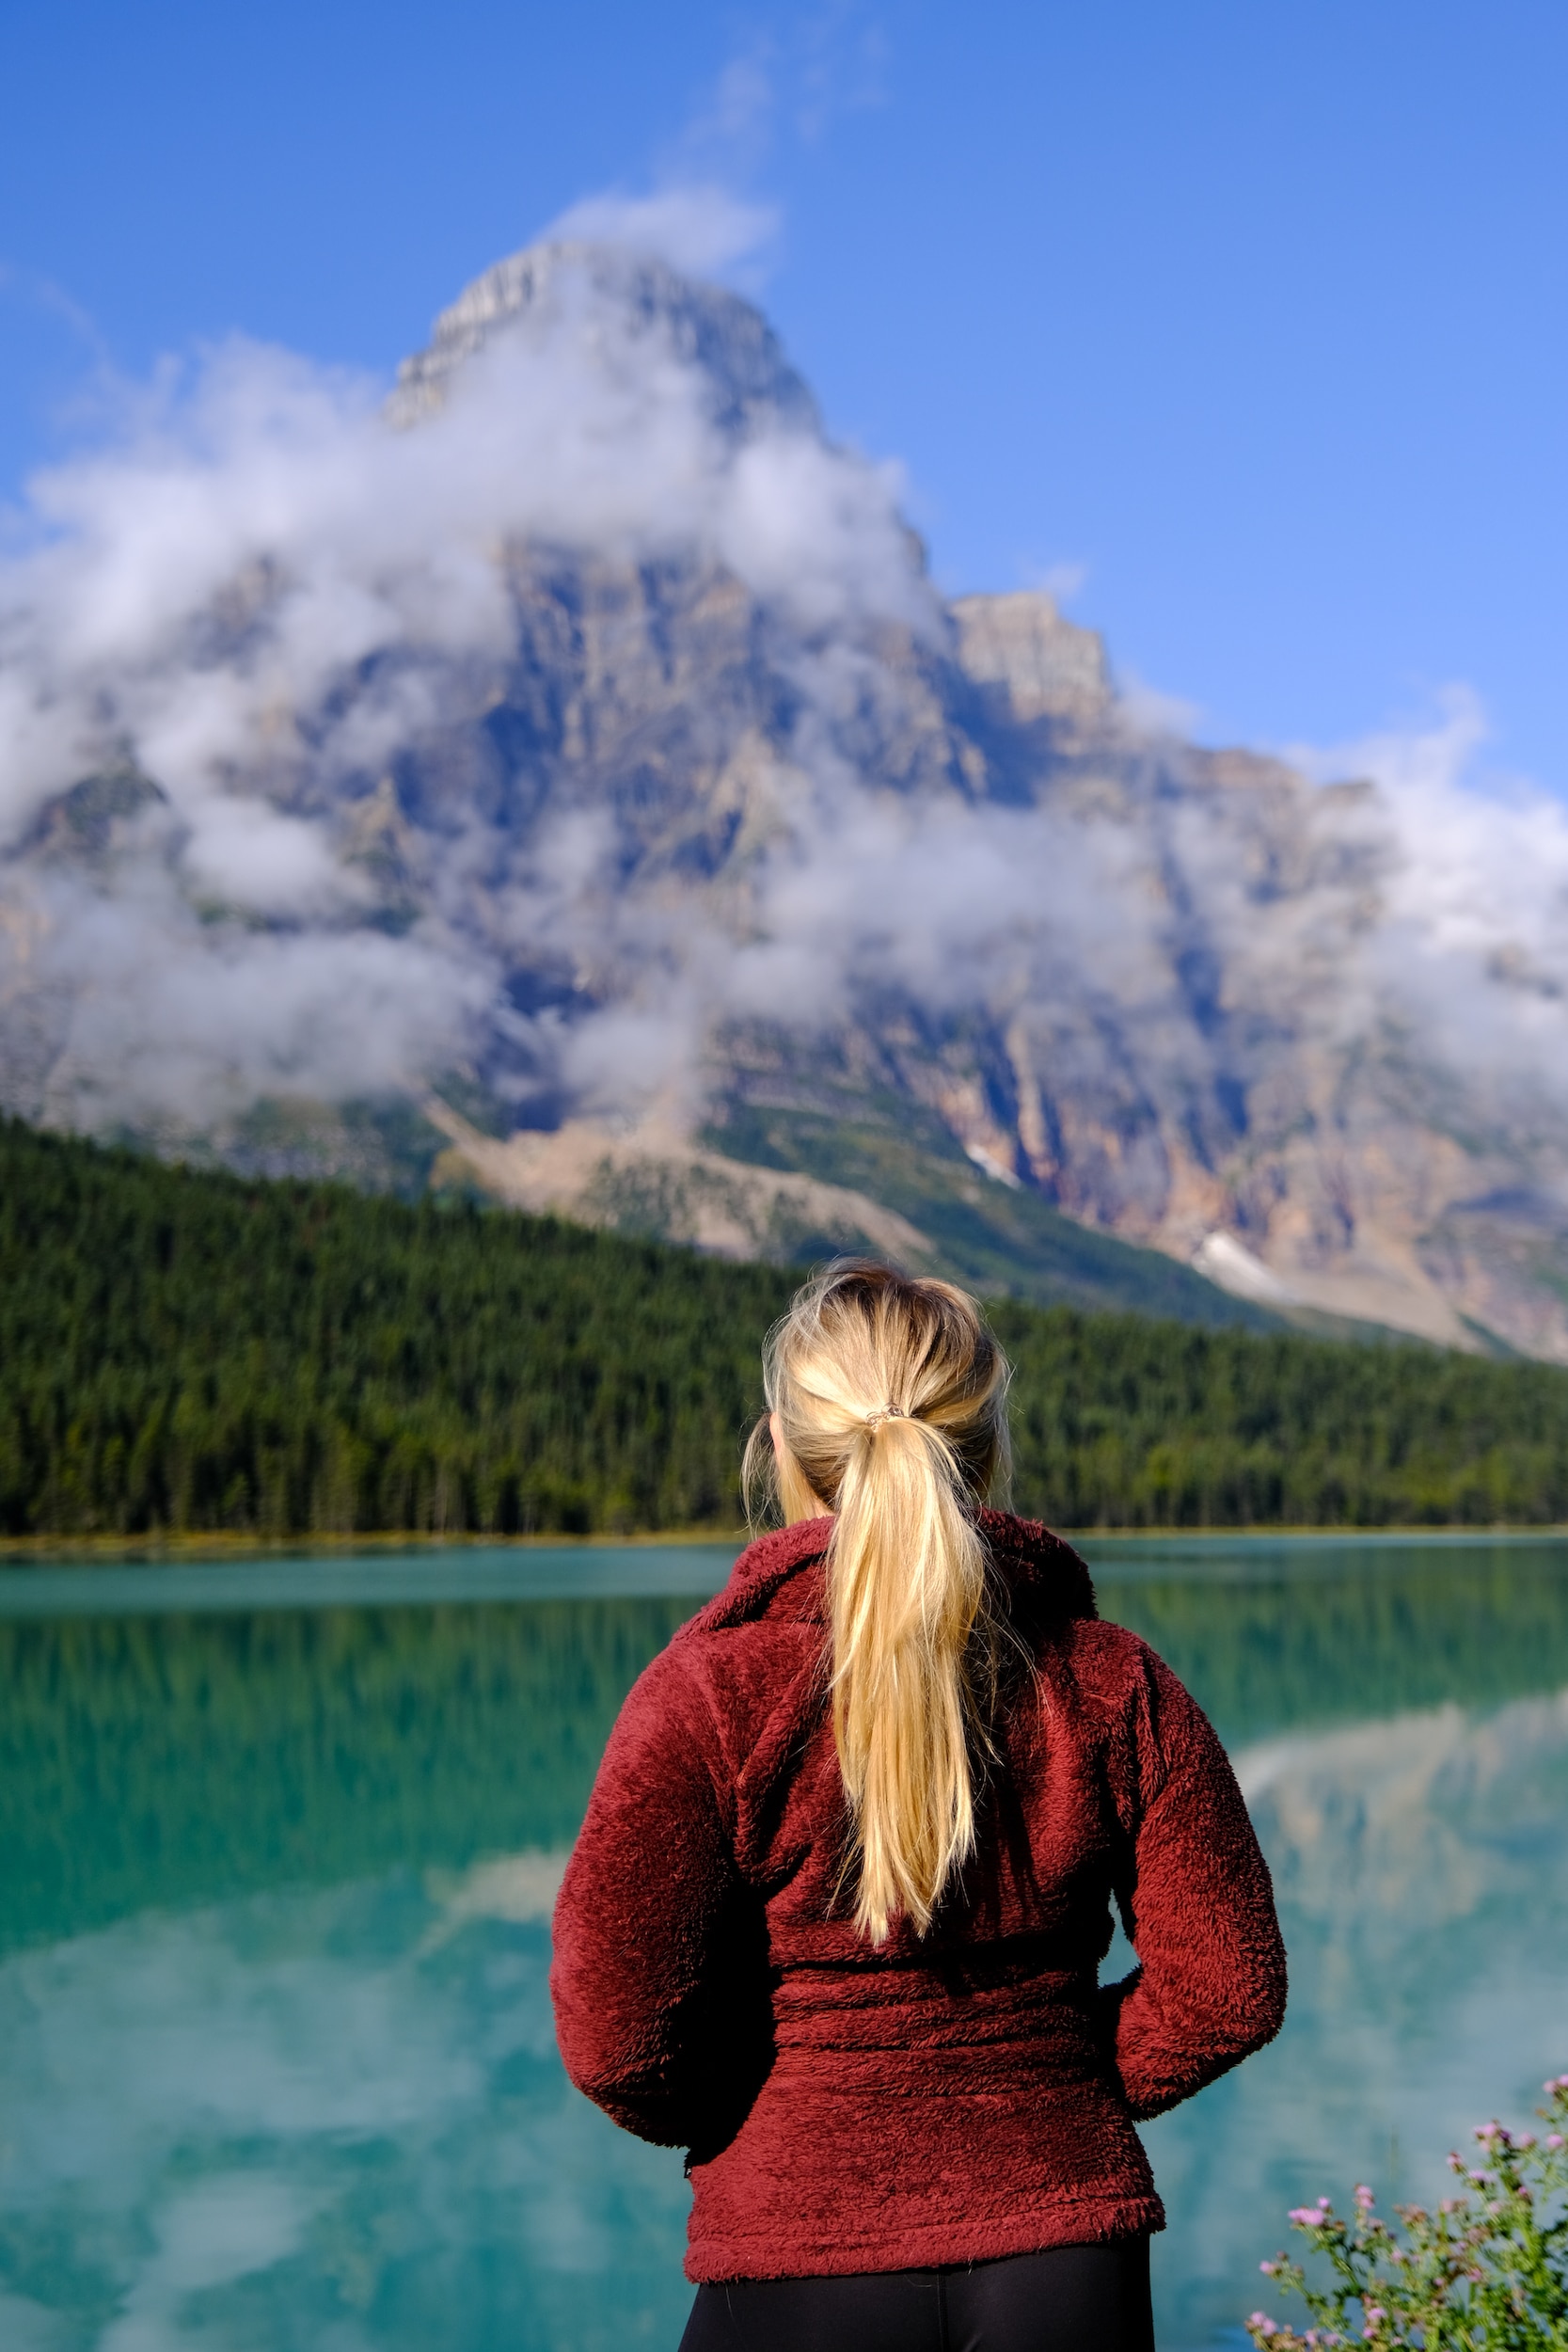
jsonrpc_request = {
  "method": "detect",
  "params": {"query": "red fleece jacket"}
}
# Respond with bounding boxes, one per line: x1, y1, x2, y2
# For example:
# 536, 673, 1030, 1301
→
550, 1512, 1286, 2282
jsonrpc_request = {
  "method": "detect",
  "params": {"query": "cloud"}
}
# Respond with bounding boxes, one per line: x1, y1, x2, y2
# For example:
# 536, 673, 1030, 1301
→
1286, 690, 1568, 1098
1020, 557, 1088, 606
663, 8, 891, 179
1115, 666, 1202, 740
0, 261, 111, 368
543, 186, 779, 277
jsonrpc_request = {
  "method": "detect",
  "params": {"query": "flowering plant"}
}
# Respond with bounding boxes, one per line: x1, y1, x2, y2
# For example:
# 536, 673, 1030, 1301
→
1246, 2077, 1568, 2349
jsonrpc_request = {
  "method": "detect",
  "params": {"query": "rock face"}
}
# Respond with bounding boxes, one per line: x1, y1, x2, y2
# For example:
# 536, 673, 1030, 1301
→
422, 1097, 932, 1266
388, 241, 818, 437
5, 237, 1568, 1354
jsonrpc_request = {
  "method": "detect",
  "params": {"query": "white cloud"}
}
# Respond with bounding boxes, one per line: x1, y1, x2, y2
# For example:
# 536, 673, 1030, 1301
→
543, 186, 779, 277
1020, 557, 1088, 605
1116, 666, 1202, 740
1285, 690, 1568, 1100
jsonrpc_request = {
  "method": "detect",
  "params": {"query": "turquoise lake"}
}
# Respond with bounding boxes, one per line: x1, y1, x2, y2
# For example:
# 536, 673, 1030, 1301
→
1, 1534, 1566, 2350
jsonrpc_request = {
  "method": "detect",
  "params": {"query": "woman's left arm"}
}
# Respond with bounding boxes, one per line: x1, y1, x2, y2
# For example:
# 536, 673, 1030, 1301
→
550, 1642, 750, 2150
1100, 1644, 1288, 2121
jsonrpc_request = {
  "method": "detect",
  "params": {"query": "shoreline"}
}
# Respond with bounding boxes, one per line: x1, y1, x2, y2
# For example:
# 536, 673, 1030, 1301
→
4, 1520, 1568, 1568
0, 1526, 747, 1566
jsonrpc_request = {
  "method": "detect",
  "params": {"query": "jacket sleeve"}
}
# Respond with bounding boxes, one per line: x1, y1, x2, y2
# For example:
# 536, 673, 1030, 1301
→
1099, 1644, 1287, 2120
550, 1641, 761, 2152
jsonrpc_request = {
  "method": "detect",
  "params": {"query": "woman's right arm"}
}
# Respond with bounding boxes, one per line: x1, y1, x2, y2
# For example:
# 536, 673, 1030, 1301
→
550, 1644, 748, 2149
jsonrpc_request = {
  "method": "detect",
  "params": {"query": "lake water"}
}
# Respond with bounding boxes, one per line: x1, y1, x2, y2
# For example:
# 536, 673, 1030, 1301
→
2, 1534, 1566, 2351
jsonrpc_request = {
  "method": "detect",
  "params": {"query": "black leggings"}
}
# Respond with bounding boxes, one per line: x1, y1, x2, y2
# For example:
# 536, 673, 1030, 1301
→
679, 2237, 1154, 2352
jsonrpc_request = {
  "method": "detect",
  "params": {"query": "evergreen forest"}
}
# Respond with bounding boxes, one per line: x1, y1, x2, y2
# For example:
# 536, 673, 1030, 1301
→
5, 1115, 1568, 1537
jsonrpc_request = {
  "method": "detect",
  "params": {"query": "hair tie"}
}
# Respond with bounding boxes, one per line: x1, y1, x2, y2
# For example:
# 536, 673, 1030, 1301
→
863, 1404, 908, 1428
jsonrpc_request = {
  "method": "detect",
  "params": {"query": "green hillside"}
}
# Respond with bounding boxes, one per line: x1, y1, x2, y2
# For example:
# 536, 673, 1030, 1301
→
4, 1115, 1568, 1537
704, 1100, 1284, 1328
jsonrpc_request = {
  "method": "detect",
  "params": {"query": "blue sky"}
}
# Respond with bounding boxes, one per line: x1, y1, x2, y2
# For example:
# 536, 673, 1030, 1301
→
3, 0, 1564, 787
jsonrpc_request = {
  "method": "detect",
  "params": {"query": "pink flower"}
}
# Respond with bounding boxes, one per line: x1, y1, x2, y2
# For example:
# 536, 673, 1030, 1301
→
1249, 2315, 1273, 2335
1289, 2206, 1323, 2226
1259, 2260, 1277, 2275
1547, 2134, 1565, 2151
1354, 2184, 1375, 2209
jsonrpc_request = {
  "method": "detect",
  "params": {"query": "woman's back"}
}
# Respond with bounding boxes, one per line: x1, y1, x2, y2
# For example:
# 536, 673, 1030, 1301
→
551, 1505, 1286, 2283
551, 1262, 1285, 2341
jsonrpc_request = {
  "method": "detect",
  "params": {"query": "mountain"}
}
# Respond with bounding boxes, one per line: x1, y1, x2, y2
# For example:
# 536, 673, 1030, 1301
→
3, 237, 1567, 1352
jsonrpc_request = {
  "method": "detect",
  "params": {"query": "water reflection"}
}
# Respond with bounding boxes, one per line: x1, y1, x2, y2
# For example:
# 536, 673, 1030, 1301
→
0, 1596, 697, 1950
1142, 1681, 1568, 2346
0, 1877, 690, 2350
0, 1540, 1565, 2349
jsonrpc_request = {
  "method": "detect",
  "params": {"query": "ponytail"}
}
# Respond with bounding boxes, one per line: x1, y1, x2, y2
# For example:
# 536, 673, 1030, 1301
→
743, 1262, 1010, 1945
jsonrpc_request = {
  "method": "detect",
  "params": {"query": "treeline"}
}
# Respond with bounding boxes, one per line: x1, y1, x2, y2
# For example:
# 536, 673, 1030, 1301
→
990, 1304, 1568, 1529
6, 1115, 1568, 1534
0, 1118, 791, 1537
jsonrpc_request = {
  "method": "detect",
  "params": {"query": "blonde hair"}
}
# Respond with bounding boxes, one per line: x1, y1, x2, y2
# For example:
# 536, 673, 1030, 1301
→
743, 1261, 1011, 1945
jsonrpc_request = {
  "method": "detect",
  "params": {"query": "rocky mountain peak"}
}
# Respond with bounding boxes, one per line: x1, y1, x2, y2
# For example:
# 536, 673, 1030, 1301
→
7, 238, 1568, 1362
952, 592, 1115, 733
388, 238, 820, 441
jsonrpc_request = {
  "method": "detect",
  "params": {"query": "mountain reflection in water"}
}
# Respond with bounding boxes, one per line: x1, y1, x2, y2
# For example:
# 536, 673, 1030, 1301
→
0, 1539, 1564, 2351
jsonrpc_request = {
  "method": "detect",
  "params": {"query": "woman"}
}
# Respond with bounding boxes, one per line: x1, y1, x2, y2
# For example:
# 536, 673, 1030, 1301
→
552, 1263, 1286, 2350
